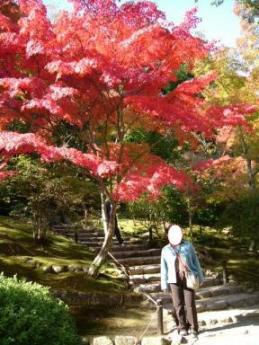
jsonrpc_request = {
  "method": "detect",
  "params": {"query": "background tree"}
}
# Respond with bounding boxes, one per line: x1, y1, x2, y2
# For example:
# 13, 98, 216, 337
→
193, 24, 258, 247
0, 155, 98, 244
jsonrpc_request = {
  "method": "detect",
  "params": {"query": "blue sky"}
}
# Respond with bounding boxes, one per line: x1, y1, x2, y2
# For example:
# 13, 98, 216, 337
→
43, 0, 241, 47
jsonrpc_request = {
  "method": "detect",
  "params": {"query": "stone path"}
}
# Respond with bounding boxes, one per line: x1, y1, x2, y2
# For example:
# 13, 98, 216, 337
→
52, 225, 259, 340
81, 315, 259, 345
178, 315, 259, 345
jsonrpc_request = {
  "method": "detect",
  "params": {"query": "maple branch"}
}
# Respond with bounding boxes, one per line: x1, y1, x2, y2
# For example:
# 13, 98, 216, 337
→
190, 131, 212, 155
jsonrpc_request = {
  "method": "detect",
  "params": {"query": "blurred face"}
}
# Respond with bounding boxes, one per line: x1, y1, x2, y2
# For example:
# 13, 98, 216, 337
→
168, 225, 183, 246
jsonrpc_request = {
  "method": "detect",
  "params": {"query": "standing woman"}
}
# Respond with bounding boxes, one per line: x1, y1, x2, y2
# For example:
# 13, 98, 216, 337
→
161, 224, 204, 337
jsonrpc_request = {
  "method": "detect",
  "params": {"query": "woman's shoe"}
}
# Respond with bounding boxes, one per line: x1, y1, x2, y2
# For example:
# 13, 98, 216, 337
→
188, 329, 198, 338
178, 329, 188, 336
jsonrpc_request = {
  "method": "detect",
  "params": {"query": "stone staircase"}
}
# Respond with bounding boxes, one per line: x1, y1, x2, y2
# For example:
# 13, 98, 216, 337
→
52, 225, 259, 331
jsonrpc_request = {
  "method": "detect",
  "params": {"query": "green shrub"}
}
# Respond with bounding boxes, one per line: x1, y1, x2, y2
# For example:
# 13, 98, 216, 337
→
0, 274, 81, 345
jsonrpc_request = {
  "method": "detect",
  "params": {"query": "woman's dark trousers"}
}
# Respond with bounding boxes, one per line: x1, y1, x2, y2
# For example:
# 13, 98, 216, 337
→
170, 275, 198, 332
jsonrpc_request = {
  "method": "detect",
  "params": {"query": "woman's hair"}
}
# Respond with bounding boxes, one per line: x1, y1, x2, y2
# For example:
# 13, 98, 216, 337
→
164, 222, 171, 234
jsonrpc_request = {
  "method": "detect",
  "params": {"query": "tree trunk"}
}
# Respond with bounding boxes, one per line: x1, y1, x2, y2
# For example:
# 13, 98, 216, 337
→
101, 192, 108, 235
239, 127, 256, 192
187, 197, 193, 240
249, 239, 256, 252
32, 209, 48, 245
88, 200, 116, 277
246, 158, 256, 192
33, 220, 47, 245
83, 205, 88, 224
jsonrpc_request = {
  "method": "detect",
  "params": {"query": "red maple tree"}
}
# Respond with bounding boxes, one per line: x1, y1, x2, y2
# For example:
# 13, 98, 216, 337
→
0, 0, 255, 275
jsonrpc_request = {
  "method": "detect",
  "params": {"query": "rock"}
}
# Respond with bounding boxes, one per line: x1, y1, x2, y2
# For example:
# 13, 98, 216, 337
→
41, 265, 53, 273
204, 269, 213, 276
68, 264, 82, 272
141, 336, 169, 345
199, 320, 206, 327
23, 257, 32, 263
25, 258, 36, 267
209, 319, 218, 325
114, 336, 138, 345
52, 265, 65, 273
91, 336, 113, 345
223, 317, 233, 324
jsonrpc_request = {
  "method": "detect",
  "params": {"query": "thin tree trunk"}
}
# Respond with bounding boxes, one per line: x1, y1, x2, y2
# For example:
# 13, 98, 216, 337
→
187, 197, 193, 240
239, 127, 256, 192
32, 208, 47, 245
88, 200, 116, 277
83, 204, 88, 224
101, 192, 108, 235
249, 239, 256, 252
246, 158, 256, 192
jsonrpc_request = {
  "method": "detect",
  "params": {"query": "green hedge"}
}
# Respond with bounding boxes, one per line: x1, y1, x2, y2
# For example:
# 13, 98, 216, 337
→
0, 274, 81, 345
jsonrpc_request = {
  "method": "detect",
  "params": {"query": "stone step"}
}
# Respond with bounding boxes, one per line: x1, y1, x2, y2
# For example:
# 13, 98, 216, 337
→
56, 232, 103, 240
197, 283, 244, 299
52, 224, 99, 231
146, 284, 244, 306
200, 276, 222, 288
113, 248, 161, 259
130, 273, 161, 284
163, 292, 259, 314
72, 232, 103, 238
81, 237, 142, 243
112, 245, 151, 252
55, 228, 99, 233
74, 235, 106, 241
134, 277, 222, 294
52, 224, 74, 229
80, 240, 144, 248
128, 264, 218, 277
129, 271, 220, 286
118, 256, 161, 267
128, 264, 160, 275
134, 282, 161, 293
80, 242, 149, 251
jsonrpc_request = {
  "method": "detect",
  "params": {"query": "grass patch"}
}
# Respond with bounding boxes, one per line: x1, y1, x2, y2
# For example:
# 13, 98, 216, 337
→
188, 225, 259, 288
0, 216, 125, 294
76, 307, 157, 336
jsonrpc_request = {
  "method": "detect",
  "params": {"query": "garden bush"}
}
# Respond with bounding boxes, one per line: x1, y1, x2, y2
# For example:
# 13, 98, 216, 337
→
0, 274, 81, 345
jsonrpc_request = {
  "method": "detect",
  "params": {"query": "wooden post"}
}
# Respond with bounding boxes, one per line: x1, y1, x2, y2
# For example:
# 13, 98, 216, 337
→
222, 261, 228, 285
74, 231, 78, 243
157, 299, 164, 335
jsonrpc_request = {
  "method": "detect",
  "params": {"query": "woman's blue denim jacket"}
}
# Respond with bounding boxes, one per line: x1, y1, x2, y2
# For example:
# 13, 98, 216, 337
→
160, 240, 204, 291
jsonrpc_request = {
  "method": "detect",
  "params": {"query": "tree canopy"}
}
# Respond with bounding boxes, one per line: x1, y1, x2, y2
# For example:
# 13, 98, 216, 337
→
0, 0, 257, 274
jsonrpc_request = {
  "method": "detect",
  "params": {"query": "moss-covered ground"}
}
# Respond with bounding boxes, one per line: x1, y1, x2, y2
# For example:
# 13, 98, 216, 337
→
0, 216, 125, 294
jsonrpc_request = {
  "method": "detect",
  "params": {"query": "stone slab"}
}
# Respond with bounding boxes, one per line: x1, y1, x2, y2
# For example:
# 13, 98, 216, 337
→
91, 336, 113, 345
114, 335, 138, 345
141, 336, 170, 345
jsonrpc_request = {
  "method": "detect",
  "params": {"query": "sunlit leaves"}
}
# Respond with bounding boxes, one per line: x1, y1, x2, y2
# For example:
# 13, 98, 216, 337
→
0, 0, 256, 203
